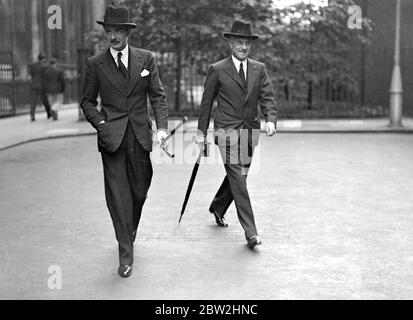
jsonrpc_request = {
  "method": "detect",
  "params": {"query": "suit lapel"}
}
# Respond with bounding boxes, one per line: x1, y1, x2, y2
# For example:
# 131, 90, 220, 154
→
98, 49, 128, 96
246, 59, 259, 101
222, 57, 246, 93
127, 47, 144, 96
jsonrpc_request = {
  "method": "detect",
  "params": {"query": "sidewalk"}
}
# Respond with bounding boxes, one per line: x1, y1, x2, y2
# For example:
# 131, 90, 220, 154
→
1, 103, 413, 151
0, 104, 94, 151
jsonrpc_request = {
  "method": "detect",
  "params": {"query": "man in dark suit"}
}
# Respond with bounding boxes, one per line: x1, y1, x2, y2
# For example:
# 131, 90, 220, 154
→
197, 21, 277, 249
44, 58, 65, 120
81, 5, 168, 277
28, 53, 52, 121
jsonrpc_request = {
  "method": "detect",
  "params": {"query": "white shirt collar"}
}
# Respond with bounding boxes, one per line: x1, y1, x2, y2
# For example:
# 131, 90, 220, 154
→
110, 44, 129, 69
231, 55, 247, 74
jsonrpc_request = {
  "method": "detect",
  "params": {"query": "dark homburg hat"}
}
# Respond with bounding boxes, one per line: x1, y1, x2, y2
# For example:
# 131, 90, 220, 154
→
223, 20, 259, 40
96, 5, 136, 28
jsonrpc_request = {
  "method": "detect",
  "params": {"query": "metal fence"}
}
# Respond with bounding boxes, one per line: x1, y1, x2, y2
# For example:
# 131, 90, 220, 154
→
2, 49, 385, 119
13, 77, 78, 110
154, 53, 206, 116
0, 51, 16, 117
153, 52, 368, 118
2, 59, 79, 116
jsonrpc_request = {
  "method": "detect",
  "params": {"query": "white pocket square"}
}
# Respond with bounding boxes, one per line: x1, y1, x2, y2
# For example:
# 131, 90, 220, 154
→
140, 69, 150, 77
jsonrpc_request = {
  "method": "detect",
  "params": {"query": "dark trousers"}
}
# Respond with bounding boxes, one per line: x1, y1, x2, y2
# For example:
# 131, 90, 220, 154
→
101, 122, 153, 265
30, 86, 51, 119
210, 134, 258, 239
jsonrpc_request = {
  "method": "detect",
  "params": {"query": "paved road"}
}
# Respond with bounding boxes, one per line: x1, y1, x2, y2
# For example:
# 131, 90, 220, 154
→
0, 132, 412, 299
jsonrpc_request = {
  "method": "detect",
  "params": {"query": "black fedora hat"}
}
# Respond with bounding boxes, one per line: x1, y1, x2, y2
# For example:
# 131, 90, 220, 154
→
223, 20, 259, 40
97, 5, 136, 28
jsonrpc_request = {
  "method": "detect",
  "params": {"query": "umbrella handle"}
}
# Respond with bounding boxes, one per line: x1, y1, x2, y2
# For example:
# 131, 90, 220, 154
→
159, 116, 188, 158
161, 143, 175, 158
203, 141, 210, 157
195, 140, 211, 158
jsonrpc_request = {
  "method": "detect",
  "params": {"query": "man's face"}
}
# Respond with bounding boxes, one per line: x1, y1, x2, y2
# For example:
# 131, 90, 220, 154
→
104, 26, 130, 51
229, 36, 252, 61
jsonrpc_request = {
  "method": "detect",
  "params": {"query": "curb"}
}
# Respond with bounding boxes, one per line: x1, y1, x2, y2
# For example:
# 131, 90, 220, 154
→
0, 132, 96, 152
184, 128, 413, 134
2, 119, 413, 153
0, 117, 189, 152
270, 130, 413, 134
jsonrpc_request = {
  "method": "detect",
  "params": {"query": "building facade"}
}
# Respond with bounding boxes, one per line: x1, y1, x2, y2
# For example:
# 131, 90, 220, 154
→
0, 0, 109, 114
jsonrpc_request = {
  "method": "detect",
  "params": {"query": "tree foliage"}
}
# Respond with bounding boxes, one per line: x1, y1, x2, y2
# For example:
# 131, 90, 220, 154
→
273, 0, 372, 107
87, 0, 372, 111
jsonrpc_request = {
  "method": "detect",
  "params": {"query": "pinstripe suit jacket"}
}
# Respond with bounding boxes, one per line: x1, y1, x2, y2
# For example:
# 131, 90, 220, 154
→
81, 45, 168, 153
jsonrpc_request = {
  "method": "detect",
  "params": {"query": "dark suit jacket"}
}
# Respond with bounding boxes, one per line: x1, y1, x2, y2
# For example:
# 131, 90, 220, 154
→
44, 66, 65, 94
198, 56, 277, 146
28, 61, 48, 89
81, 46, 168, 153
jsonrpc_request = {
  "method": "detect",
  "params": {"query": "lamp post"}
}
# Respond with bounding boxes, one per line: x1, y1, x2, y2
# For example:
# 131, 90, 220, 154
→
78, 0, 86, 121
8, 0, 16, 115
389, 0, 402, 127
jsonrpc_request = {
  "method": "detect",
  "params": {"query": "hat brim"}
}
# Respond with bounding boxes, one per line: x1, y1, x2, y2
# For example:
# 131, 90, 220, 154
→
97, 20, 136, 28
223, 32, 259, 40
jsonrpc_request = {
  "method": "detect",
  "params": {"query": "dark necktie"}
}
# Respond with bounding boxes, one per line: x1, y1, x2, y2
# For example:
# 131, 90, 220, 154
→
117, 52, 127, 78
239, 62, 246, 88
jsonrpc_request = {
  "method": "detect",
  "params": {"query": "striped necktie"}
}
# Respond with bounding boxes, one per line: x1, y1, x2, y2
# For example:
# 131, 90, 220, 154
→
117, 52, 127, 78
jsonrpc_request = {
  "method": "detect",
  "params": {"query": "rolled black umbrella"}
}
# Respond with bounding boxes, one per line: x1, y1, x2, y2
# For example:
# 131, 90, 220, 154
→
178, 140, 209, 223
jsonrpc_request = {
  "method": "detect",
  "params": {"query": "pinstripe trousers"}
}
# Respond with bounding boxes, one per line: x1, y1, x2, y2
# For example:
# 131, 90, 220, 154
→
101, 121, 153, 265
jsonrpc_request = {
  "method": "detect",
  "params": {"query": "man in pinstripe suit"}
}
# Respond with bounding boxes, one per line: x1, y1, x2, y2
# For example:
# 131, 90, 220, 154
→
81, 5, 168, 277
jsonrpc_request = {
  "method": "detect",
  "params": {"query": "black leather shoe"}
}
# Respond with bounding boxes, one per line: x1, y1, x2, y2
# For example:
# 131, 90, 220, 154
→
209, 209, 228, 228
118, 265, 132, 278
246, 235, 262, 249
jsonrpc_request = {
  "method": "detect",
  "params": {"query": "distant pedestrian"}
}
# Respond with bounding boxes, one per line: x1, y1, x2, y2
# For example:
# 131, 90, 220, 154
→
44, 58, 65, 120
28, 53, 52, 121
197, 20, 278, 249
